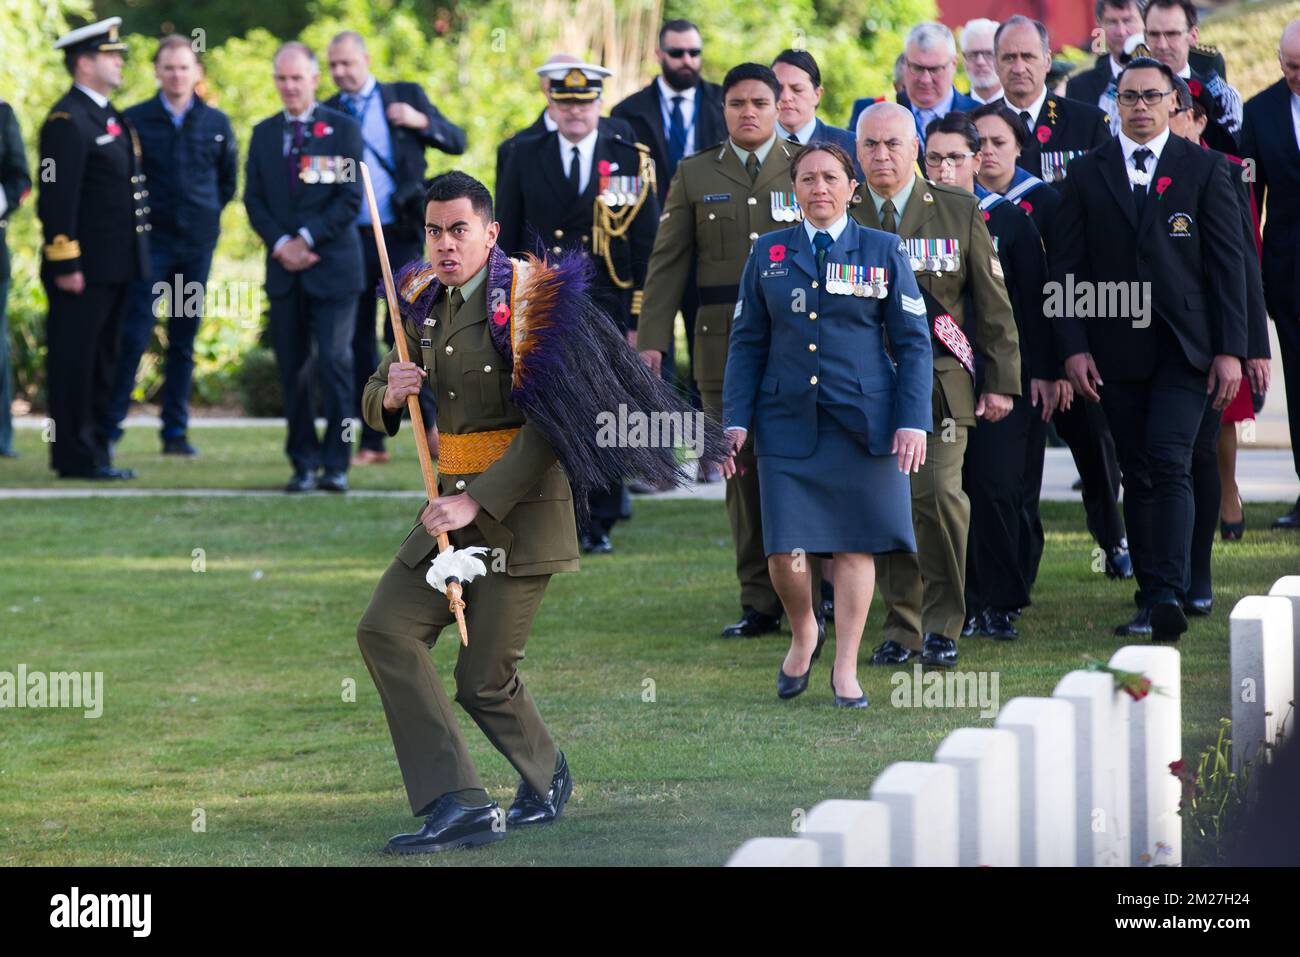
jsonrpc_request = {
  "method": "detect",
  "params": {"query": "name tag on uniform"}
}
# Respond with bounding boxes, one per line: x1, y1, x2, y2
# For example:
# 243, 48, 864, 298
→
770, 191, 802, 222
702, 193, 731, 203
95, 133, 115, 145
299, 155, 346, 184
904, 238, 961, 273
760, 266, 788, 278
420, 338, 432, 348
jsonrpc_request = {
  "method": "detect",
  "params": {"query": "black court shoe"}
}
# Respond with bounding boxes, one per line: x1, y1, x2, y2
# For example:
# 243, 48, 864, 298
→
830, 670, 868, 709
384, 795, 505, 854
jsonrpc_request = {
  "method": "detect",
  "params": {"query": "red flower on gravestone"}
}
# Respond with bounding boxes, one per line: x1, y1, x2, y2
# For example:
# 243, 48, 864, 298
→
597, 159, 612, 176
1187, 79, 1203, 97
1156, 176, 1172, 196
1019, 200, 1034, 214
312, 121, 332, 137
769, 244, 786, 263
1035, 125, 1051, 144
492, 302, 510, 325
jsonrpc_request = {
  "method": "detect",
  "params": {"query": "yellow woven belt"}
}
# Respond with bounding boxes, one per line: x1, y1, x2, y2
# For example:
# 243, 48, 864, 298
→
438, 427, 520, 475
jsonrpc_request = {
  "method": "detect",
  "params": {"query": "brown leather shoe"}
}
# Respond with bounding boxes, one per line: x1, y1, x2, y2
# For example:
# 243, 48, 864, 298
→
353, 449, 390, 465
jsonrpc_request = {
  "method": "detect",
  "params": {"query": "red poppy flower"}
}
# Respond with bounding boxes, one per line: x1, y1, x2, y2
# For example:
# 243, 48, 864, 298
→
1035, 125, 1051, 144
769, 244, 786, 263
106, 119, 122, 137
1187, 79, 1203, 97
312, 121, 332, 138
1018, 200, 1034, 214
1156, 176, 1172, 196
982, 210, 990, 222
597, 159, 612, 176
492, 302, 510, 326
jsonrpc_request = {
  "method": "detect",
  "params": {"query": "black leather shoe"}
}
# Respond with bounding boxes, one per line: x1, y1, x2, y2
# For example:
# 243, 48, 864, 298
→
1150, 599, 1188, 641
920, 633, 958, 668
506, 751, 574, 827
777, 661, 811, 699
1184, 597, 1213, 617
285, 471, 316, 493
1105, 547, 1134, 580
830, 670, 868, 708
318, 471, 349, 493
980, 608, 1019, 640
384, 795, 505, 854
162, 436, 199, 457
869, 639, 916, 665
1273, 498, 1300, 529
64, 465, 137, 480
721, 607, 781, 638
580, 533, 612, 554
1114, 606, 1153, 637
961, 613, 979, 638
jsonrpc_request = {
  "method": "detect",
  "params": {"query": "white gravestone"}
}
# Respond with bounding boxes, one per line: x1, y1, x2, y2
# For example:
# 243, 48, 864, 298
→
869, 762, 959, 866
996, 696, 1077, 866
726, 837, 821, 867
1229, 596, 1296, 773
1054, 670, 1131, 867
934, 727, 1020, 867
802, 800, 891, 867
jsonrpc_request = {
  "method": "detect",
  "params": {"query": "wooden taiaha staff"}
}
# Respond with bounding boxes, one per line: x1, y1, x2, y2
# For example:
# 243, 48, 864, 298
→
359, 161, 469, 645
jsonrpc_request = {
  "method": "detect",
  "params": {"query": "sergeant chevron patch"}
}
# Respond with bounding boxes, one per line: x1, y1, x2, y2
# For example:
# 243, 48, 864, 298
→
901, 294, 925, 316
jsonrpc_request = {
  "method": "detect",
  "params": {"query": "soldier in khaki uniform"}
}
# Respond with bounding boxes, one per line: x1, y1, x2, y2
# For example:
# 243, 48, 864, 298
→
638, 63, 818, 639
848, 102, 1020, 669
357, 172, 579, 854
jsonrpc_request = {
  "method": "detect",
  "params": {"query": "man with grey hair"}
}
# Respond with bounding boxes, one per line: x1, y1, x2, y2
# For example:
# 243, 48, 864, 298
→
245, 41, 365, 492
846, 26, 979, 141
961, 18, 1003, 104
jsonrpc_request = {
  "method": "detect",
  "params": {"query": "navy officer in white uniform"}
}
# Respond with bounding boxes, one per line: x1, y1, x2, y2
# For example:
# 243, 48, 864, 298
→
721, 142, 933, 708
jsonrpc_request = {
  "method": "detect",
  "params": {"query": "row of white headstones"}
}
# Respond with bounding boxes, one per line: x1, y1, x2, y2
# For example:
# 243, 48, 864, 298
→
727, 576, 1299, 867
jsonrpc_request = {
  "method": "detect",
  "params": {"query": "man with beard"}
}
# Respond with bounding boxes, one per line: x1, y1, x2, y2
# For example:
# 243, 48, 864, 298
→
961, 18, 1003, 105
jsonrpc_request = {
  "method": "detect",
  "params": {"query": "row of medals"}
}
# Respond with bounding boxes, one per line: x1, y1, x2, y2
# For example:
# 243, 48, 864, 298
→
909, 253, 961, 272
826, 265, 888, 299
600, 176, 641, 207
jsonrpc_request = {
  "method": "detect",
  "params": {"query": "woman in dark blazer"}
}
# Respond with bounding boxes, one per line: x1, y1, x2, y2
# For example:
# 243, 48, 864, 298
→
722, 143, 932, 708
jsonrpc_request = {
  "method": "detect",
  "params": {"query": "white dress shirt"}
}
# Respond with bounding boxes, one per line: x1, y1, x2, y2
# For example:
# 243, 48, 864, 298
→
1291, 90, 1300, 152
275, 105, 318, 252
658, 76, 697, 157
74, 83, 109, 109
783, 115, 819, 145
1118, 127, 1170, 189
558, 126, 599, 194
1009, 85, 1050, 131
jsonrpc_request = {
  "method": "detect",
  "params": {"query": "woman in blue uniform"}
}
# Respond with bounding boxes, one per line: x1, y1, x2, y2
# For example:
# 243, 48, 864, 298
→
722, 143, 932, 707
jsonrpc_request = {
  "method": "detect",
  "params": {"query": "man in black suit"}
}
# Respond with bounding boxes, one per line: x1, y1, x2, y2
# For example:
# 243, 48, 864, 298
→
0, 92, 31, 460
1052, 57, 1247, 641
1144, 0, 1241, 155
1066, 0, 1145, 127
245, 42, 365, 493
326, 30, 465, 467
495, 62, 660, 553
1242, 20, 1300, 528
994, 16, 1112, 187
38, 17, 149, 480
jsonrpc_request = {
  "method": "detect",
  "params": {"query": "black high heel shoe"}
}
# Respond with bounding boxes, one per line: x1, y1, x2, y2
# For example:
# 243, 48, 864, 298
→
1220, 496, 1245, 541
810, 616, 827, 662
777, 620, 824, 699
830, 667, 868, 709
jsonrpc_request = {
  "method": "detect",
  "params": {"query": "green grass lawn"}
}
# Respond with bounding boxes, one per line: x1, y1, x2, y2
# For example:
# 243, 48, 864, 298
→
0, 481, 1294, 865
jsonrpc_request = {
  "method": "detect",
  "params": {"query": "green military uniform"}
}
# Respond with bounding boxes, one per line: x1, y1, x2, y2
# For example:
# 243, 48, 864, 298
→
850, 176, 1019, 650
357, 263, 579, 816
638, 134, 804, 620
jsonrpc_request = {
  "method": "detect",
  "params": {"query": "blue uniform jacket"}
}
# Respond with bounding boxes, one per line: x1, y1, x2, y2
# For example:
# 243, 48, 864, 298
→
723, 220, 933, 458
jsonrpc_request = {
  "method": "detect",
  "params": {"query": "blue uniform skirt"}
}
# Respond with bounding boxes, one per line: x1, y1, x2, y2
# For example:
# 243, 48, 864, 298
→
758, 422, 916, 557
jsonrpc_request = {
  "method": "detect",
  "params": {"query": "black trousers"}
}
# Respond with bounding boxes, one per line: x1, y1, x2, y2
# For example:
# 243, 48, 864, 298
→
44, 279, 129, 476
1188, 398, 1223, 603
1276, 313, 1300, 488
268, 281, 358, 476
1099, 344, 1210, 608
355, 224, 430, 452
1019, 411, 1049, 588
1053, 397, 1126, 552
964, 392, 1034, 613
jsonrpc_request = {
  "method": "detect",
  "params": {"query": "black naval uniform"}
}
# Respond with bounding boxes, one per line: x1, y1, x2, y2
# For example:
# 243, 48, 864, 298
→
495, 127, 660, 544
38, 85, 149, 477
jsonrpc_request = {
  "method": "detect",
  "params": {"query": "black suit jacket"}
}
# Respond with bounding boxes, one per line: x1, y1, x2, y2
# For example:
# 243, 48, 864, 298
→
37, 86, 149, 283
495, 128, 660, 331
610, 79, 725, 203
1065, 57, 1113, 111
1240, 79, 1300, 325
244, 104, 365, 299
325, 80, 465, 239
1049, 134, 1247, 380
0, 100, 31, 282
994, 93, 1111, 188
493, 110, 635, 192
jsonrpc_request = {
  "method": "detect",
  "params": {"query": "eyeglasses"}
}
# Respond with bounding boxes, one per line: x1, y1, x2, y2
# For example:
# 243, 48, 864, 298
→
1117, 89, 1174, 106
905, 60, 952, 78
963, 49, 995, 61
662, 47, 702, 59
924, 151, 975, 167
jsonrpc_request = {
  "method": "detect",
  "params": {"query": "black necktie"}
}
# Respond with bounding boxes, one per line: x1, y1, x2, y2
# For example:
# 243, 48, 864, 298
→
787, 132, 801, 144
1132, 147, 1152, 219
1019, 110, 1033, 136
287, 119, 305, 191
813, 230, 833, 274
668, 95, 687, 173
568, 145, 581, 196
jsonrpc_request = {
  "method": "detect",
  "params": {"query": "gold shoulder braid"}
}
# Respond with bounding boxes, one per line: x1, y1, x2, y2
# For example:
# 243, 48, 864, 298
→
590, 144, 656, 290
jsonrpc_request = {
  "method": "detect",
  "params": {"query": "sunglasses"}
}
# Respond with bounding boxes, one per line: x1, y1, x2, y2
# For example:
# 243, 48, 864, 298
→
662, 47, 702, 59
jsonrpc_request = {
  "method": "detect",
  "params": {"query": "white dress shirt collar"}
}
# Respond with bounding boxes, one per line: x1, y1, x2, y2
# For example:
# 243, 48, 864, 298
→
657, 76, 696, 106
803, 212, 849, 244
783, 116, 819, 145
971, 86, 1003, 105
543, 110, 557, 132
283, 103, 316, 124
558, 126, 600, 193
74, 84, 109, 109
1176, 63, 1193, 79
1119, 126, 1171, 165
1014, 85, 1050, 127
1110, 55, 1125, 78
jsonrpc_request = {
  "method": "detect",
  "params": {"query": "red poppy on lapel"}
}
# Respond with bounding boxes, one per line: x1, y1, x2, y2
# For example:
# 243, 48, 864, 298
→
105, 118, 122, 137
493, 302, 511, 326
1018, 199, 1034, 213
982, 210, 990, 222
597, 159, 612, 176
769, 244, 786, 263
312, 121, 332, 138
1035, 125, 1051, 144
1156, 176, 1172, 196
1187, 79, 1202, 97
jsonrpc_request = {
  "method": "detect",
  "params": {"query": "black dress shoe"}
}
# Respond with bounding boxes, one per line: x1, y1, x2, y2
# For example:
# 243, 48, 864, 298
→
919, 633, 958, 668
1184, 597, 1213, 617
1105, 547, 1134, 580
961, 613, 979, 638
162, 436, 199, 457
580, 533, 612, 554
1149, 599, 1188, 641
721, 607, 781, 638
506, 751, 574, 827
318, 471, 349, 493
1272, 498, 1300, 529
384, 795, 505, 854
869, 639, 916, 665
67, 465, 136, 481
979, 608, 1019, 640
830, 670, 868, 708
285, 471, 317, 493
1114, 606, 1153, 637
